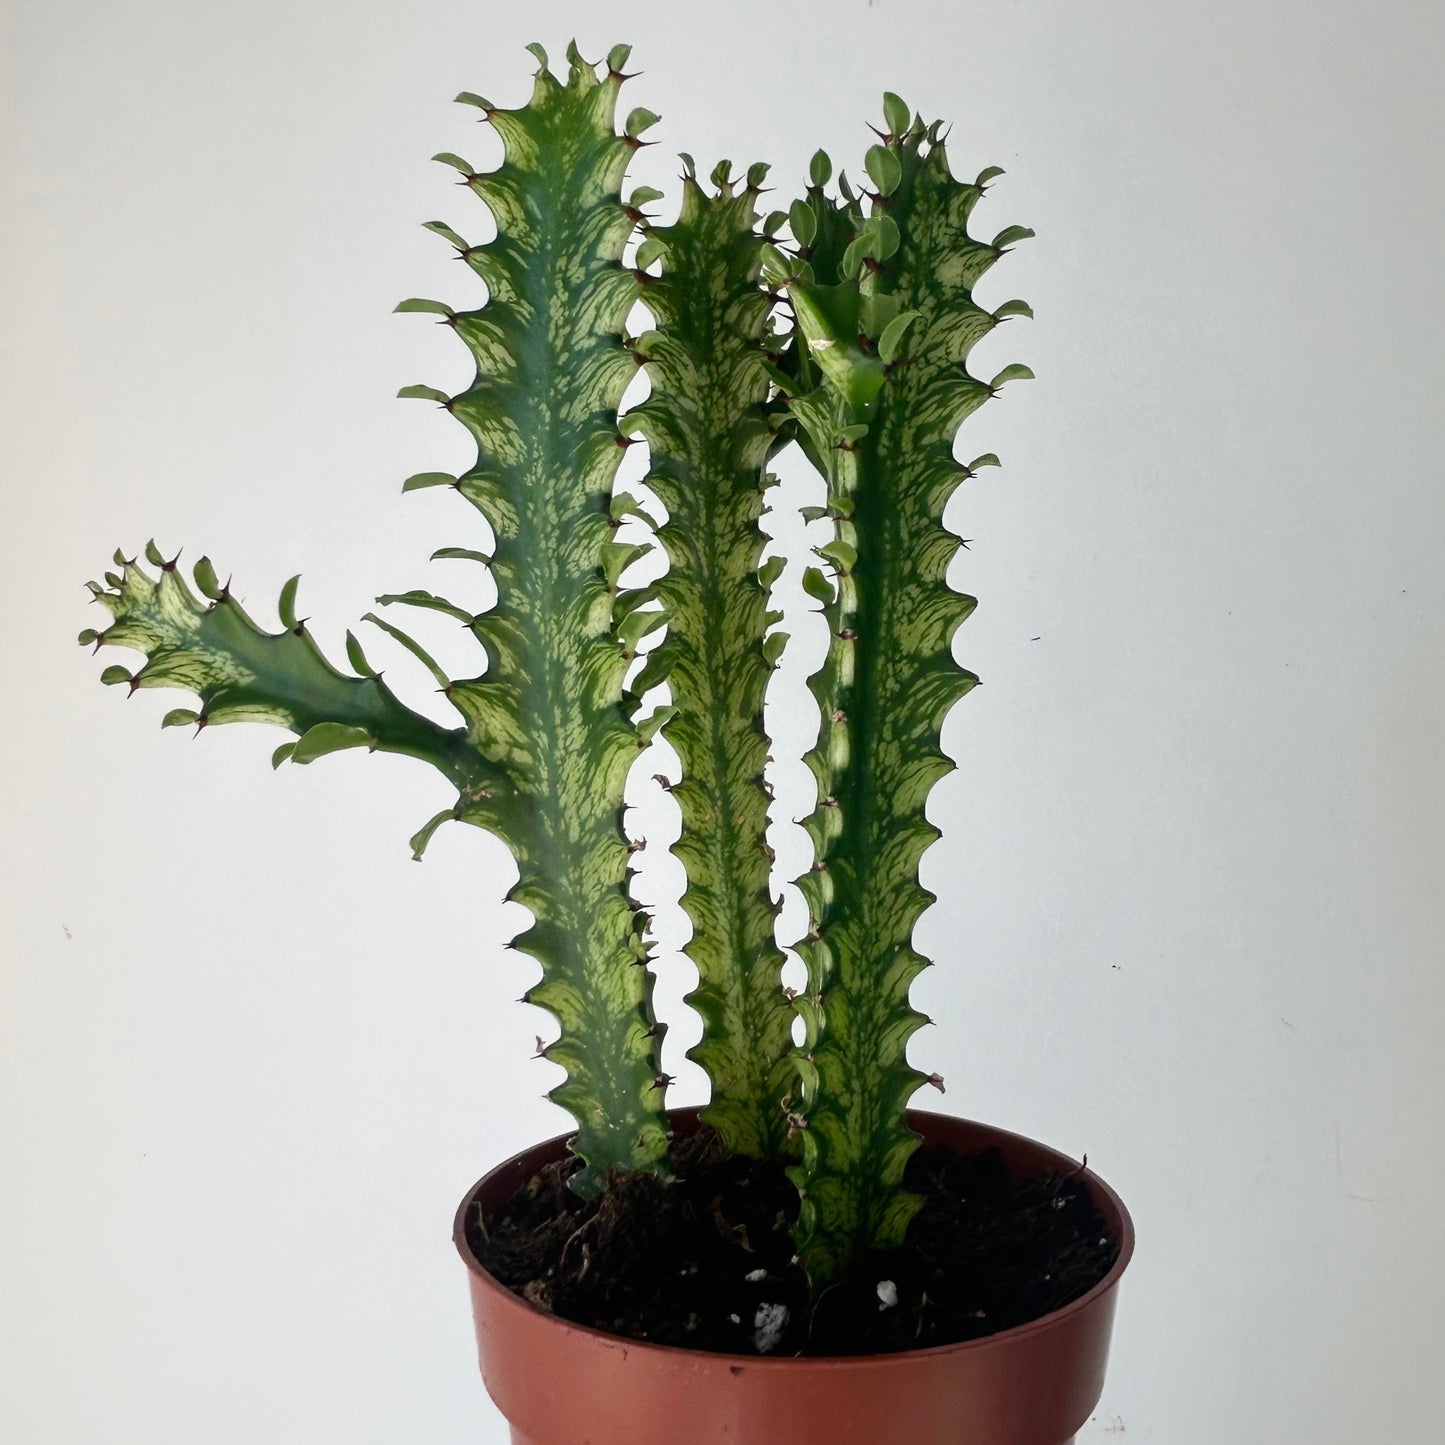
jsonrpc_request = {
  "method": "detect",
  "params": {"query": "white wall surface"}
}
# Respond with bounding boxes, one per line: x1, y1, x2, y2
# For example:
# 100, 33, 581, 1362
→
3, 0, 1442, 1439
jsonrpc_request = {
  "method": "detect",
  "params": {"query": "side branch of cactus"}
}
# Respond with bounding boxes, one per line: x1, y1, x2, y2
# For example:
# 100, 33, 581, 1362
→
766, 147, 863, 448
395, 43, 673, 1190
628, 161, 794, 1159
769, 101, 1034, 1283
81, 547, 504, 794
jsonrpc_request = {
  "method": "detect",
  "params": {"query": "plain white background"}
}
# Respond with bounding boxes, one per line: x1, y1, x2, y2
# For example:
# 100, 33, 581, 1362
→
3, 0, 1443, 1439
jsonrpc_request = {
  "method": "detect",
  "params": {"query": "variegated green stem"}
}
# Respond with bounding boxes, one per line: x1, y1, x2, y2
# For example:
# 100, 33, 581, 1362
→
80, 546, 497, 791
628, 161, 794, 1159
396, 43, 672, 1191
769, 100, 1034, 1284
86, 44, 675, 1192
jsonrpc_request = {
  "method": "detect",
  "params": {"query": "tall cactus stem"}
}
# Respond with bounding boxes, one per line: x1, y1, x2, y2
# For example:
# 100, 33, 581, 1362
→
769, 104, 1033, 1283
629, 170, 795, 1159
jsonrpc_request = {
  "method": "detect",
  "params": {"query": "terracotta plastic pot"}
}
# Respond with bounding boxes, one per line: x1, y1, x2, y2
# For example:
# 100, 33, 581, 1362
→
455, 1108, 1134, 1445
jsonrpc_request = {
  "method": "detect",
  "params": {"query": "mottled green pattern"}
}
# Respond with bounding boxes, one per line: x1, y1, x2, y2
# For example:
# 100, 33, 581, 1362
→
403, 47, 670, 1189
80, 548, 492, 786
82, 55, 1039, 1269
628, 167, 794, 1158
774, 113, 1033, 1283
83, 46, 672, 1192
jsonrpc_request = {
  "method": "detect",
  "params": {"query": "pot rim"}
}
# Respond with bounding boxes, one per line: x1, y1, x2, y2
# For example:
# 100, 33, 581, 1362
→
453, 1105, 1135, 1369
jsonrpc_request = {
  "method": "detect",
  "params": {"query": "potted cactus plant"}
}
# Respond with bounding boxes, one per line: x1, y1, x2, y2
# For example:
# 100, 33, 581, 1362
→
80, 40, 1133, 1445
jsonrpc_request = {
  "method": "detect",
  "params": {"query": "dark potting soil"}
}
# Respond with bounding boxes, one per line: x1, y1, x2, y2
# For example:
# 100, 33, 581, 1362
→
468, 1127, 1119, 1357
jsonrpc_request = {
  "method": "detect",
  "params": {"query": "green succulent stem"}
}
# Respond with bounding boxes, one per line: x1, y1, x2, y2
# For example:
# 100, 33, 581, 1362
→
82, 47, 1036, 1289
774, 116, 1032, 1284
86, 45, 675, 1194
629, 164, 795, 1159
400, 46, 673, 1191
81, 552, 495, 791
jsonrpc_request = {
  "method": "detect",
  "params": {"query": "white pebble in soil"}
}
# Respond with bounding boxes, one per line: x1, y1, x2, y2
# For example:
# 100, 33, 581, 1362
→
876, 1279, 899, 1311
753, 1302, 790, 1354
744, 1267, 768, 1283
